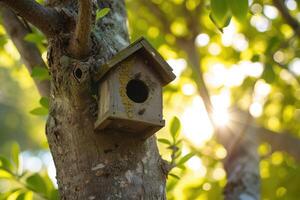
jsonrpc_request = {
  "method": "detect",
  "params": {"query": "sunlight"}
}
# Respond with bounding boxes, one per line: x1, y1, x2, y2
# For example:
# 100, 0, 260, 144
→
208, 43, 221, 55
167, 58, 187, 77
181, 89, 232, 146
286, 0, 297, 10
212, 168, 226, 180
224, 65, 246, 87
211, 89, 231, 110
273, 50, 285, 63
212, 110, 230, 127
195, 33, 210, 47
240, 61, 264, 78
211, 90, 231, 127
232, 33, 248, 52
186, 156, 206, 176
182, 83, 196, 96
21, 152, 42, 173
205, 61, 263, 89
250, 102, 263, 117
253, 80, 271, 102
280, 70, 295, 83
251, 3, 263, 14
264, 5, 278, 19
221, 21, 236, 47
205, 63, 227, 87
4, 40, 20, 60
289, 58, 300, 75
250, 15, 270, 32
181, 97, 214, 146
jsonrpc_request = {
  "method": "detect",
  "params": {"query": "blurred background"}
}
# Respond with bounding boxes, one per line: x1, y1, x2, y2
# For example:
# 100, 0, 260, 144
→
0, 0, 300, 199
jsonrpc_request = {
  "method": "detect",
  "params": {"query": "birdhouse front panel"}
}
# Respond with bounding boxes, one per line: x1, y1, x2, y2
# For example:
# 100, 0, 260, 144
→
95, 55, 165, 138
112, 56, 163, 121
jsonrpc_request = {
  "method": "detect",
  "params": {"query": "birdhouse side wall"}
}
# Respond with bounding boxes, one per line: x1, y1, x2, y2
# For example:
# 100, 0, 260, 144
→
97, 78, 111, 122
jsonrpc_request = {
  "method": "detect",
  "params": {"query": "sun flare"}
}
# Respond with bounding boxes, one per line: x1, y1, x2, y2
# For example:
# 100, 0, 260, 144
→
212, 109, 230, 127
181, 89, 232, 146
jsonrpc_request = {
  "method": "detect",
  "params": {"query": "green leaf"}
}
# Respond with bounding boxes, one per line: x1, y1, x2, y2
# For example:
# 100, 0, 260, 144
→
49, 189, 59, 200
265, 36, 280, 54
210, 0, 231, 28
26, 173, 47, 195
0, 156, 14, 173
30, 107, 48, 116
39, 97, 49, 109
251, 54, 260, 62
16, 191, 31, 200
177, 153, 195, 167
31, 67, 50, 81
24, 33, 44, 44
262, 63, 276, 84
11, 143, 20, 172
170, 116, 181, 140
168, 173, 180, 179
0, 169, 13, 179
158, 138, 172, 145
96, 8, 110, 20
174, 150, 182, 160
228, 0, 248, 22
0, 35, 7, 48
0, 189, 22, 200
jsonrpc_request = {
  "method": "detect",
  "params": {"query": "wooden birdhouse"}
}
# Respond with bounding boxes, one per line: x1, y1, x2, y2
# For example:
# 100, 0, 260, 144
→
94, 37, 176, 139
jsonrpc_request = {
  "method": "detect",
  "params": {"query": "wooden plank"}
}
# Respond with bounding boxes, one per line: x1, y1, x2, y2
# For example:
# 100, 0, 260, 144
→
98, 80, 110, 120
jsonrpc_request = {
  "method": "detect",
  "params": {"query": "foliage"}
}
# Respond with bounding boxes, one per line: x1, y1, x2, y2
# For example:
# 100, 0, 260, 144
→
159, 116, 195, 179
0, 143, 58, 200
30, 67, 50, 81
96, 8, 111, 20
30, 97, 49, 116
0, 0, 300, 199
210, 0, 248, 30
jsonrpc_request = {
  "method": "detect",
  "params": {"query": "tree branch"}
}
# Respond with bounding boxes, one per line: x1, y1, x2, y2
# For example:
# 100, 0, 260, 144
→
230, 114, 300, 162
273, 0, 300, 37
258, 127, 300, 162
177, 39, 215, 124
1, 7, 50, 97
0, 0, 63, 37
139, 0, 172, 35
68, 0, 92, 58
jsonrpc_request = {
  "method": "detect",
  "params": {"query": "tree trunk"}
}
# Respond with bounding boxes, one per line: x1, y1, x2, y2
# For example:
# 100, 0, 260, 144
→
45, 0, 167, 199
217, 110, 260, 200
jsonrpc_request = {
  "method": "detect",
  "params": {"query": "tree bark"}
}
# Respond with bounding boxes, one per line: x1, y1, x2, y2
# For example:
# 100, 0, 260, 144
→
43, 0, 166, 199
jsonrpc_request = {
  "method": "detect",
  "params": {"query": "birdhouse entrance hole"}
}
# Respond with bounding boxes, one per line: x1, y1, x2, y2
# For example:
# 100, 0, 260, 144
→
126, 79, 149, 103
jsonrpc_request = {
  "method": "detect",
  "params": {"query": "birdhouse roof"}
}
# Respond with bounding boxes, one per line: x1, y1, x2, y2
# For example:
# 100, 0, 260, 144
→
94, 37, 176, 86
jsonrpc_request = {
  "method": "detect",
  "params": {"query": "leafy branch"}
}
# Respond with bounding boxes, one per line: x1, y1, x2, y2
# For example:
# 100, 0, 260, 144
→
158, 117, 195, 179
0, 144, 58, 200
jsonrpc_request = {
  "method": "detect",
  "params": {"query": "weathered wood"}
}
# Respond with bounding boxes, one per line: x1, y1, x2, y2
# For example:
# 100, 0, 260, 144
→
98, 79, 111, 120
94, 37, 176, 86
95, 54, 167, 139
